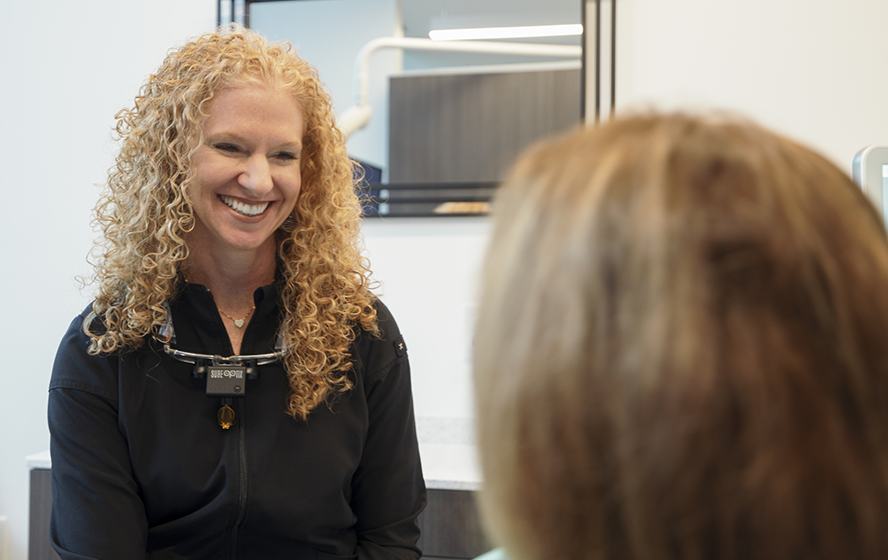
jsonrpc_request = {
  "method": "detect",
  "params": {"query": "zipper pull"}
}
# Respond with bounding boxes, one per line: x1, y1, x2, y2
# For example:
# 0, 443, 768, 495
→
218, 401, 236, 430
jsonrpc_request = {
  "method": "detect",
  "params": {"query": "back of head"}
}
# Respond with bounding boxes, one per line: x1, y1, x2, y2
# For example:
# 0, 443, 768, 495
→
474, 114, 888, 560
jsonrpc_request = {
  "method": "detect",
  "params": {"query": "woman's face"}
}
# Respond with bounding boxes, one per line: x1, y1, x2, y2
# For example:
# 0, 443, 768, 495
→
187, 82, 304, 258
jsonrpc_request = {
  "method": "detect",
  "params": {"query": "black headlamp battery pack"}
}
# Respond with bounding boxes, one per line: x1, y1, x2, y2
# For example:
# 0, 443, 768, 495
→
206, 366, 246, 397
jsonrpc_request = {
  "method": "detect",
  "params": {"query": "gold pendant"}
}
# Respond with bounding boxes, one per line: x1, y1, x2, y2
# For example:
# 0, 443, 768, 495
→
218, 404, 236, 429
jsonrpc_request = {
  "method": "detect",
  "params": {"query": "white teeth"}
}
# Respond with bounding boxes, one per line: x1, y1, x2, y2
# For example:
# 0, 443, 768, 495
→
219, 195, 270, 216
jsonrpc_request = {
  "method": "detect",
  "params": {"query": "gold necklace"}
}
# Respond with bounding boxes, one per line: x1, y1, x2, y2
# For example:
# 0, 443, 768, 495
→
181, 275, 259, 329
218, 305, 256, 329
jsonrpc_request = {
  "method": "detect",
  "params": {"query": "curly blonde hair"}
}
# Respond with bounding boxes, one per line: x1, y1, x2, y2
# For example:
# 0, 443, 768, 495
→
88, 25, 378, 420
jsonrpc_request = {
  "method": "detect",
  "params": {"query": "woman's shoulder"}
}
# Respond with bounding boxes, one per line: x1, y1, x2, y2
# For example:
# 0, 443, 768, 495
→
370, 296, 401, 340
49, 302, 120, 399
354, 297, 409, 385
58, 302, 99, 348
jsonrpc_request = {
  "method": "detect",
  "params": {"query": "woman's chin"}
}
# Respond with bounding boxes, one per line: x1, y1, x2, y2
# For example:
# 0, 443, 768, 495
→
187, 224, 279, 258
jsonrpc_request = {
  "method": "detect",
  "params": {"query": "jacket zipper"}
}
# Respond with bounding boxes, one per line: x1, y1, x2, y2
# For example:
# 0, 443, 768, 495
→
230, 399, 248, 559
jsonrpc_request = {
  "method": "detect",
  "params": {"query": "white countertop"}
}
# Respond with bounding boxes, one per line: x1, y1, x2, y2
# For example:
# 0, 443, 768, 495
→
416, 416, 481, 490
27, 416, 482, 491
26, 449, 51, 470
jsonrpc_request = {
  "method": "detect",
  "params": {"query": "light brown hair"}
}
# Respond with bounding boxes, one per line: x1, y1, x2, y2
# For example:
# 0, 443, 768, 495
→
475, 114, 888, 559
87, 26, 378, 420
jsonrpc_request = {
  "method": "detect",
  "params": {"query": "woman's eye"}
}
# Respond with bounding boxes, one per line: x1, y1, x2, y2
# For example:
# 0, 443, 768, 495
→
276, 152, 299, 161
214, 143, 241, 153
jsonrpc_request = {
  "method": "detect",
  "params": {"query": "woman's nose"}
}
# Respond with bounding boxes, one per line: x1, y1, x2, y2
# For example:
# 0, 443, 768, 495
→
238, 155, 273, 194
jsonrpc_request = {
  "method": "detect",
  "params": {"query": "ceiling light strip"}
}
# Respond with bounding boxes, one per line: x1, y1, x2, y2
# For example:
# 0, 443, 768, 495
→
430, 24, 584, 42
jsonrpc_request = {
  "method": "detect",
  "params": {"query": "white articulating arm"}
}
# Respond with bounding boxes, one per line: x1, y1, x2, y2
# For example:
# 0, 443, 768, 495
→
337, 37, 582, 137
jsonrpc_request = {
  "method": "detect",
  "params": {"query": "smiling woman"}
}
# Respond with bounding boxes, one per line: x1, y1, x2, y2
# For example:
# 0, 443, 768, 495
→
47, 25, 425, 560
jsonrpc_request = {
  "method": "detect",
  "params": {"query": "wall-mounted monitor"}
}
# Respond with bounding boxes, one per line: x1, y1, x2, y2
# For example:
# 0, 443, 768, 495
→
852, 145, 888, 226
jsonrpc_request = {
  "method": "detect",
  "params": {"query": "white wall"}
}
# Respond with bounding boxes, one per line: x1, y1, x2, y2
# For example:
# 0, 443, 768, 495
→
361, 218, 490, 419
0, 2, 216, 559
614, 0, 888, 171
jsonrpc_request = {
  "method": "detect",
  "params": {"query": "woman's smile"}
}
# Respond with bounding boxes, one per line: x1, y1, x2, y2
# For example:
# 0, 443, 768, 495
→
218, 194, 272, 217
187, 82, 304, 257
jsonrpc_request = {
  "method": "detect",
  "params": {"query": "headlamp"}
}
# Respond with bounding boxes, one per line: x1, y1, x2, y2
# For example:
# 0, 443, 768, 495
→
156, 302, 288, 402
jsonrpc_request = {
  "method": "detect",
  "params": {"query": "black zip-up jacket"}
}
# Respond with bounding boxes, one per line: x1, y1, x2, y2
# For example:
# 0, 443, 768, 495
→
48, 282, 426, 559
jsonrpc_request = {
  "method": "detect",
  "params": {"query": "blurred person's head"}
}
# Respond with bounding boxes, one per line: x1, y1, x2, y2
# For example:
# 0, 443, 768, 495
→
474, 114, 888, 560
